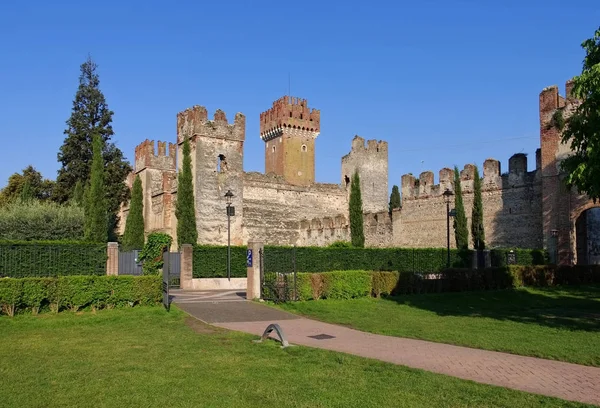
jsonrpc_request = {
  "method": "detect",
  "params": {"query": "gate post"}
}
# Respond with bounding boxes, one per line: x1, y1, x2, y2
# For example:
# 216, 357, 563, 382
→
246, 241, 264, 300
106, 242, 119, 276
180, 244, 193, 290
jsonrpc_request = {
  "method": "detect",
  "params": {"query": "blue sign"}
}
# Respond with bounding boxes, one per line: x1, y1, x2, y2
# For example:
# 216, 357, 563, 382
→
246, 249, 253, 267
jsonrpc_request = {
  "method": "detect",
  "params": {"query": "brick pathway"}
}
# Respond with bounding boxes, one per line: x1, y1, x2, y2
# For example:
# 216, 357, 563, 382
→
174, 294, 600, 406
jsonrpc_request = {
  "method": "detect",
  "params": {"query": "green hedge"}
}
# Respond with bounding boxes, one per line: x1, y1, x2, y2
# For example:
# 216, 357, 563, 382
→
0, 241, 107, 277
193, 245, 247, 278
292, 265, 600, 302
0, 275, 161, 316
192, 245, 548, 278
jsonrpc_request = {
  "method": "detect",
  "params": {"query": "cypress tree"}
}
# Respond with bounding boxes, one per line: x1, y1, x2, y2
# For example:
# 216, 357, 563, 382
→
389, 184, 401, 214
175, 136, 198, 246
122, 175, 145, 250
84, 134, 108, 242
471, 165, 485, 250
349, 170, 365, 248
19, 181, 33, 203
452, 166, 469, 249
72, 180, 84, 206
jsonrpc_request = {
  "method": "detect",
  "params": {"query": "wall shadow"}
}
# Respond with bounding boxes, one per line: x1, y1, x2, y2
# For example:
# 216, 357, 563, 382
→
383, 285, 600, 332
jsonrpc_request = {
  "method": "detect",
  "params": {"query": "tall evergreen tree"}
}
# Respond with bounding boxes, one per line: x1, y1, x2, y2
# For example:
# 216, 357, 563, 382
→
19, 181, 33, 203
389, 184, 401, 214
471, 165, 485, 250
175, 137, 198, 246
71, 180, 84, 206
54, 56, 132, 234
452, 166, 469, 249
349, 170, 365, 248
84, 134, 108, 242
122, 175, 145, 250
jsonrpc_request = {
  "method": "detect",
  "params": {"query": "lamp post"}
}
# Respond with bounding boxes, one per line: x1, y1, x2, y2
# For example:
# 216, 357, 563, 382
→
225, 189, 234, 281
443, 189, 454, 268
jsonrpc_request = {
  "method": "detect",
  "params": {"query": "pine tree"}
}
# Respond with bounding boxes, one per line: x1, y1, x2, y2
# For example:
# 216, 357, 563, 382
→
54, 56, 132, 235
122, 175, 145, 250
471, 165, 485, 250
175, 137, 198, 246
452, 166, 469, 249
349, 170, 365, 248
84, 134, 108, 242
389, 185, 401, 213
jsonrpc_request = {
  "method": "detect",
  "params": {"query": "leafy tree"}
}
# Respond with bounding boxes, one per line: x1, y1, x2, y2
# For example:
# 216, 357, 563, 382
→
389, 184, 401, 213
122, 175, 145, 250
175, 137, 198, 246
560, 27, 600, 202
0, 165, 54, 204
84, 134, 108, 242
54, 55, 132, 232
452, 166, 469, 249
471, 165, 485, 250
349, 170, 365, 248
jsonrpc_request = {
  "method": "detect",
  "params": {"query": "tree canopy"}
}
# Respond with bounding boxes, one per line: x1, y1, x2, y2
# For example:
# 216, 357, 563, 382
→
0, 165, 54, 205
560, 27, 600, 201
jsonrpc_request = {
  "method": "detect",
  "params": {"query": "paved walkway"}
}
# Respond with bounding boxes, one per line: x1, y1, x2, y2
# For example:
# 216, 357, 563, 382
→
173, 291, 600, 406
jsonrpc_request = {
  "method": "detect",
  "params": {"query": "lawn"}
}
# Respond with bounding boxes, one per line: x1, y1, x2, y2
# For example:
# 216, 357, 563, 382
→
276, 284, 600, 367
0, 307, 590, 407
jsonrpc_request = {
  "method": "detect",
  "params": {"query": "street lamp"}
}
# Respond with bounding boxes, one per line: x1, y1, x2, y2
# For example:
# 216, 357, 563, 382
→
443, 189, 454, 268
225, 189, 234, 281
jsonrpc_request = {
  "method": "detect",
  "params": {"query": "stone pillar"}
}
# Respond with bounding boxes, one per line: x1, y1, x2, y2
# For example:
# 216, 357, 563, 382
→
106, 242, 119, 276
246, 241, 264, 300
180, 244, 193, 290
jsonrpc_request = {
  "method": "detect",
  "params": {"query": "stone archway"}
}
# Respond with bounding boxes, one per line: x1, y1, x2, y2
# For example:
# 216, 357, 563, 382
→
575, 207, 600, 265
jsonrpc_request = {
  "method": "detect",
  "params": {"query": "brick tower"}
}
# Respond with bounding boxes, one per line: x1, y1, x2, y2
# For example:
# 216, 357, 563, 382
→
260, 96, 321, 186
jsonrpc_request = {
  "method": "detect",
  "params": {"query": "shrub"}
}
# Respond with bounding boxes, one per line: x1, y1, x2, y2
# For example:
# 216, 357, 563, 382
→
139, 232, 172, 275
292, 271, 372, 300
371, 271, 399, 298
0, 275, 161, 316
0, 201, 84, 241
0, 241, 107, 277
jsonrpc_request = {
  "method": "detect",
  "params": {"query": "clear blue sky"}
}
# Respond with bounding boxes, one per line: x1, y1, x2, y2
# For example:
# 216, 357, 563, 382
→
1, 0, 599, 192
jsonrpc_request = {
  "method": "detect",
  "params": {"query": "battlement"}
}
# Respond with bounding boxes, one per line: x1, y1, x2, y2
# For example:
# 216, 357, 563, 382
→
401, 153, 539, 201
177, 105, 245, 143
134, 139, 177, 173
539, 78, 582, 125
259, 96, 320, 141
341, 136, 388, 165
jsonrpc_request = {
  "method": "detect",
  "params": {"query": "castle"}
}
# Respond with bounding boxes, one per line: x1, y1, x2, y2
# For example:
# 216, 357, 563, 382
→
118, 79, 600, 265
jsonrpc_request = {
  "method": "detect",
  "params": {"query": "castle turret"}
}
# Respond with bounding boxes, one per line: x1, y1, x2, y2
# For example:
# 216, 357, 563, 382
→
341, 135, 389, 214
259, 96, 321, 186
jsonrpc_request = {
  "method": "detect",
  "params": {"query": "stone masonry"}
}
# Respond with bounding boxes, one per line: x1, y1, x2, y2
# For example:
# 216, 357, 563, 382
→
118, 82, 600, 264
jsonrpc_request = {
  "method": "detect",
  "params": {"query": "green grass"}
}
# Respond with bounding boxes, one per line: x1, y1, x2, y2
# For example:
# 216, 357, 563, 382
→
276, 285, 600, 367
0, 307, 590, 407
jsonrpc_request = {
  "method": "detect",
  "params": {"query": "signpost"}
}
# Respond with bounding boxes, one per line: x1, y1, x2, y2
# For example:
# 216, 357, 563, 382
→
162, 250, 170, 312
247, 248, 253, 267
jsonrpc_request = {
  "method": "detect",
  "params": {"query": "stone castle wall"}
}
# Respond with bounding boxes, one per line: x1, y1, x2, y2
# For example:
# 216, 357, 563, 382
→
394, 154, 543, 249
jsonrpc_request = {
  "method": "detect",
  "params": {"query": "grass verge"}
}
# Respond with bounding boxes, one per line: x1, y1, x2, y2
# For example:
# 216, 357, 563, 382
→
276, 285, 600, 366
0, 306, 590, 407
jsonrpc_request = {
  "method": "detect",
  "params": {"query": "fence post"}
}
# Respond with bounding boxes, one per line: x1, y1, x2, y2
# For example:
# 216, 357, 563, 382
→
106, 242, 119, 276
180, 244, 193, 290
247, 241, 264, 300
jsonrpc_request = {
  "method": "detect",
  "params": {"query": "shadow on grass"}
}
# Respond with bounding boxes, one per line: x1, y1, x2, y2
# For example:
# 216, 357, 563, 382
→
383, 284, 600, 332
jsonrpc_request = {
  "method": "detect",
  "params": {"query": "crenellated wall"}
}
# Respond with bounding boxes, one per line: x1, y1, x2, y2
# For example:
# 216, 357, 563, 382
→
395, 153, 543, 249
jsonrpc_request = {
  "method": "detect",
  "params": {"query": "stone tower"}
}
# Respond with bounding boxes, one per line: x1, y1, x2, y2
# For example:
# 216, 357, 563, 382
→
259, 96, 321, 186
341, 135, 389, 214
176, 106, 246, 245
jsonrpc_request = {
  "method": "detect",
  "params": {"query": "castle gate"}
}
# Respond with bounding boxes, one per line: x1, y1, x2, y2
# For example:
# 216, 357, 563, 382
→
259, 247, 297, 302
575, 207, 600, 265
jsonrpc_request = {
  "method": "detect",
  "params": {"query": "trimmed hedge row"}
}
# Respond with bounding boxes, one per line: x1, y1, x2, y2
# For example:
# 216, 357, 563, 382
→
193, 245, 247, 278
0, 241, 107, 277
193, 245, 547, 278
0, 275, 161, 316
293, 265, 600, 301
